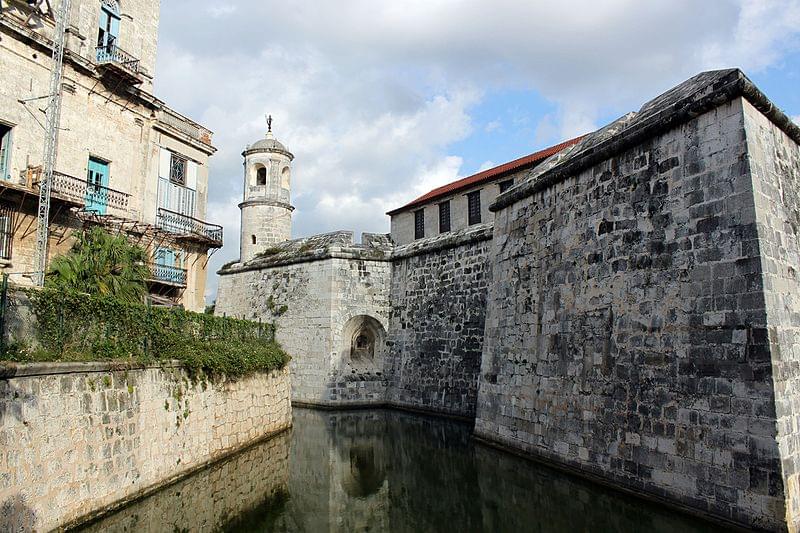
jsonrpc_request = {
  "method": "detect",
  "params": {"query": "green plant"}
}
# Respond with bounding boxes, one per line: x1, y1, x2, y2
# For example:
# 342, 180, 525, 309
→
45, 227, 149, 304
6, 288, 289, 378
255, 247, 282, 258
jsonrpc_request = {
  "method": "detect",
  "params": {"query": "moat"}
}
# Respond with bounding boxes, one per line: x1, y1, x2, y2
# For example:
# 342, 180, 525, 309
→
78, 408, 727, 532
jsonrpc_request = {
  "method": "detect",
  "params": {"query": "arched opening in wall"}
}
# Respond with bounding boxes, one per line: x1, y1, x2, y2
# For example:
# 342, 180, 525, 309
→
340, 315, 386, 373
256, 165, 267, 186
252, 235, 257, 245
280, 166, 290, 190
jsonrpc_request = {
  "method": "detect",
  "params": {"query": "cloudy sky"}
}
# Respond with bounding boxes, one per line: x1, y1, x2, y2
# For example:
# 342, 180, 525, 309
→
154, 0, 800, 303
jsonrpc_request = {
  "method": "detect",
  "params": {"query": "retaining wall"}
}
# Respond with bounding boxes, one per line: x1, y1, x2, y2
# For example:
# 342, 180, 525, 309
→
0, 362, 291, 531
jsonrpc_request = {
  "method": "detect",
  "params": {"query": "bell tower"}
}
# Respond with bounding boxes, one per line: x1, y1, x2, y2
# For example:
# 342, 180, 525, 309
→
239, 116, 295, 262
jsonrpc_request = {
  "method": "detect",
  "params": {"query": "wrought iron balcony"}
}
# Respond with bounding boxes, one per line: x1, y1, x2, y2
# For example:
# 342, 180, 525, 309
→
156, 208, 223, 248
30, 169, 130, 212
148, 262, 187, 287
96, 44, 141, 81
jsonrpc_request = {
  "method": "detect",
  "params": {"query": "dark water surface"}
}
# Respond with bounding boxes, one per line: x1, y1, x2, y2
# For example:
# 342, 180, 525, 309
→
79, 408, 726, 532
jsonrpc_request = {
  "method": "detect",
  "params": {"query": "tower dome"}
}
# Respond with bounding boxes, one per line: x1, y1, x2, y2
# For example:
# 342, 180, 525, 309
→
238, 116, 295, 262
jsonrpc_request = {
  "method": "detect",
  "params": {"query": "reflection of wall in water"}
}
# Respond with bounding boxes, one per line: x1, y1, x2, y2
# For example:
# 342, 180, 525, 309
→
285, 409, 390, 532
79, 431, 291, 532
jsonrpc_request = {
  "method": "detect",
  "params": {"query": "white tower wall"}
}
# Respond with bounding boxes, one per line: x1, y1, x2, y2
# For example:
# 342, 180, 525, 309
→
239, 128, 295, 262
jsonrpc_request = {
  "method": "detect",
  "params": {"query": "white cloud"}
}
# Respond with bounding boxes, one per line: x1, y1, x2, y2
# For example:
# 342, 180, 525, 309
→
478, 161, 496, 172
793, 115, 800, 125
153, 0, 800, 301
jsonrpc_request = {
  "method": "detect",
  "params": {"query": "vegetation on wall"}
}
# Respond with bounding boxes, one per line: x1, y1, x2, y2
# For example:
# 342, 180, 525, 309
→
45, 226, 149, 304
2, 289, 289, 377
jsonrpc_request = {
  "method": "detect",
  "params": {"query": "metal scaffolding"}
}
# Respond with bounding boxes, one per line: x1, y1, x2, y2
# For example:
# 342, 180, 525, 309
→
34, 0, 71, 286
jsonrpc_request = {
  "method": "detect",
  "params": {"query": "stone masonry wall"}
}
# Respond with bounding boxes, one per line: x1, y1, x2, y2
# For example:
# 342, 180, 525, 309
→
0, 363, 291, 531
216, 233, 392, 406
475, 97, 787, 530
386, 225, 493, 418
744, 99, 800, 530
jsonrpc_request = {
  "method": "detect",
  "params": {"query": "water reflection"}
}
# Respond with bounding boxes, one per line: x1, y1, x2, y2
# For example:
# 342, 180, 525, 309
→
79, 408, 727, 532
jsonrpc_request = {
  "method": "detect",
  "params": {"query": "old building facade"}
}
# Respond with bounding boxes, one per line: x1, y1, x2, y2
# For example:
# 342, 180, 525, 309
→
0, 0, 221, 311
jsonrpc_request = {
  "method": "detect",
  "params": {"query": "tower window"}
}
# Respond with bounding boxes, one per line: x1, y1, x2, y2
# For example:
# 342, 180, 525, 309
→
467, 190, 481, 225
438, 201, 450, 233
414, 209, 424, 240
256, 166, 267, 186
252, 235, 257, 244
499, 179, 514, 193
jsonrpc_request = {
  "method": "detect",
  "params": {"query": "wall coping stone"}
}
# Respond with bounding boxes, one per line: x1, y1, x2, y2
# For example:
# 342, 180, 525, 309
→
219, 230, 393, 275
492, 68, 800, 213
0, 360, 184, 378
390, 223, 493, 260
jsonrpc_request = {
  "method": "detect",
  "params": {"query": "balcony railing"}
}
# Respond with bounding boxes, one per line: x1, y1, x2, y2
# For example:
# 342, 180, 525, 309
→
148, 263, 187, 287
156, 208, 223, 247
96, 44, 141, 78
30, 169, 130, 212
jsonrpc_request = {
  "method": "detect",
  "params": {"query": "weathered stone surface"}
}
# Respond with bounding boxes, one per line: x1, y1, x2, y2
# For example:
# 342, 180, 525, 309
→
216, 232, 392, 406
474, 70, 800, 531
386, 224, 493, 418
0, 363, 291, 531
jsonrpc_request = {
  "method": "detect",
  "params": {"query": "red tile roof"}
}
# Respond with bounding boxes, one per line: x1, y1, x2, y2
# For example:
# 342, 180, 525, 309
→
386, 135, 585, 216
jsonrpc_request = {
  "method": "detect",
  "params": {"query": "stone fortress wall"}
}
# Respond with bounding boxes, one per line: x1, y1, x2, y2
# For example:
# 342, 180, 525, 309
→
215, 68, 800, 530
474, 69, 800, 531
385, 224, 493, 418
216, 231, 393, 406
0, 362, 291, 531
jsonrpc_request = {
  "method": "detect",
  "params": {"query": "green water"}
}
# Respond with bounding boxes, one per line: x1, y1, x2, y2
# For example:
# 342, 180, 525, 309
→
79, 408, 726, 532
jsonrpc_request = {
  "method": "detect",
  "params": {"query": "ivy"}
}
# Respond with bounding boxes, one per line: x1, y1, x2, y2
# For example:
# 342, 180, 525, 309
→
2, 289, 290, 378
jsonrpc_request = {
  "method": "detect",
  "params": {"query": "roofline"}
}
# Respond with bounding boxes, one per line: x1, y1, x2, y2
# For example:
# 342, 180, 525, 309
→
386, 136, 585, 216
491, 69, 800, 213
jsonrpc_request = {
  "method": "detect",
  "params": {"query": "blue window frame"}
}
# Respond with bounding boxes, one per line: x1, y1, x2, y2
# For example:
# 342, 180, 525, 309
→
97, 1, 120, 50
86, 157, 109, 214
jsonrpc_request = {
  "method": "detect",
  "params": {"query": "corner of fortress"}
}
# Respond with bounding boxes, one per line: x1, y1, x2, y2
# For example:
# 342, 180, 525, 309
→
216, 68, 800, 530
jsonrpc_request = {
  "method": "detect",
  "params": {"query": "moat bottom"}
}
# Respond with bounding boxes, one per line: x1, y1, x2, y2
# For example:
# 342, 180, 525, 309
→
78, 407, 728, 532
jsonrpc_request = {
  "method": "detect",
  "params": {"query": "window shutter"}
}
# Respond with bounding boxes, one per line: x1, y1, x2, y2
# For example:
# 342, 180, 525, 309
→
186, 161, 197, 190
159, 148, 171, 179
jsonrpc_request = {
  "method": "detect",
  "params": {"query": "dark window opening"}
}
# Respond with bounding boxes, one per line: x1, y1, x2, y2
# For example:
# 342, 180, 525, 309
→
252, 235, 257, 244
0, 124, 11, 181
438, 201, 450, 233
467, 191, 481, 225
256, 166, 267, 186
414, 209, 425, 239
0, 203, 14, 260
499, 179, 514, 193
169, 153, 187, 186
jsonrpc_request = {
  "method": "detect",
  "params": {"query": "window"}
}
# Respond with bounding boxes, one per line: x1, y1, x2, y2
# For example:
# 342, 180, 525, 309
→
414, 209, 425, 240
256, 166, 267, 186
467, 190, 481, 225
86, 157, 109, 215
252, 235, 257, 244
438, 201, 450, 233
169, 153, 187, 186
97, 1, 120, 51
0, 203, 13, 260
0, 124, 11, 181
499, 179, 514, 193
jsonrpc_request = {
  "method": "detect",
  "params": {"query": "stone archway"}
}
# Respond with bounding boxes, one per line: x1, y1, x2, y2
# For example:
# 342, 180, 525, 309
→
340, 315, 386, 372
